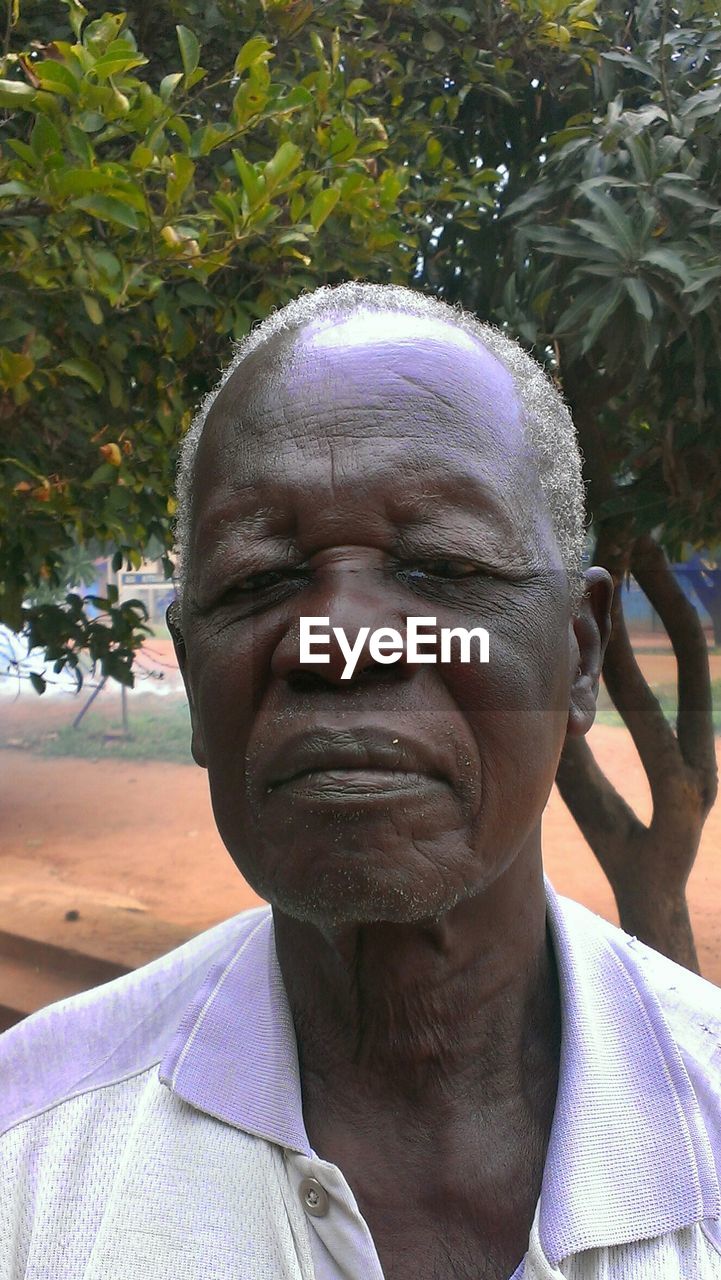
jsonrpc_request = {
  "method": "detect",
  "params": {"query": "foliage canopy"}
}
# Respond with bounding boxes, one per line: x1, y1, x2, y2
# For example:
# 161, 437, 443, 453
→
1, 0, 720, 689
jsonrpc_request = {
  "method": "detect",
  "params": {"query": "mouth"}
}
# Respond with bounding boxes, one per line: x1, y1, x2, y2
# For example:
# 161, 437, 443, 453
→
274, 766, 447, 801
262, 728, 449, 799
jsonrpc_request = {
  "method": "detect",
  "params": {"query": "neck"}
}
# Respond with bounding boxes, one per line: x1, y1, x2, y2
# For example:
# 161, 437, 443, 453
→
273, 853, 560, 1118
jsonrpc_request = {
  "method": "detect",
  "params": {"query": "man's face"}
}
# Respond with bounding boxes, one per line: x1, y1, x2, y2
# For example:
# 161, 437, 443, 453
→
177, 312, 581, 928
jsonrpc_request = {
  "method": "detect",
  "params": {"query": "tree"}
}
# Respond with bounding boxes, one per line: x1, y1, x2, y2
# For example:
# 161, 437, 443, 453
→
0, 0, 411, 686
1, 0, 718, 968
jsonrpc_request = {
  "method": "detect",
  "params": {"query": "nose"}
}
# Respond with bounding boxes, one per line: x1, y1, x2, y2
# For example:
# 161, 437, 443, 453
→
270, 551, 415, 688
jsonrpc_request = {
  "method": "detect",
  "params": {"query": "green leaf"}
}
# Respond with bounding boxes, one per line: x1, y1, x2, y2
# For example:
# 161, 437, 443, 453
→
234, 36, 272, 75
61, 0, 87, 38
639, 248, 689, 282
76, 110, 106, 132
275, 85, 313, 114
65, 124, 93, 164
310, 186, 340, 230
601, 50, 659, 81
231, 80, 268, 124
29, 672, 46, 695
87, 247, 121, 280
0, 179, 34, 197
501, 182, 553, 220
232, 149, 264, 208
87, 461, 117, 486
580, 282, 624, 353
185, 67, 207, 92
263, 141, 302, 193
84, 13, 125, 53
34, 61, 80, 98
52, 168, 112, 198
160, 72, 183, 102
426, 136, 443, 167
74, 194, 142, 229
326, 120, 356, 161
624, 134, 655, 184
569, 217, 628, 260
93, 45, 148, 80
177, 282, 214, 307
176, 25, 200, 78
0, 78, 38, 107
661, 184, 719, 213
553, 284, 600, 335
31, 115, 62, 157
211, 191, 240, 228
276, 230, 310, 247
190, 122, 231, 156
346, 77, 372, 98
582, 189, 636, 257
441, 5, 473, 25
682, 266, 721, 294
527, 225, 615, 261
623, 276, 653, 321
5, 138, 34, 167
0, 349, 34, 387
422, 30, 445, 53
167, 153, 195, 204
56, 357, 104, 392
82, 294, 104, 325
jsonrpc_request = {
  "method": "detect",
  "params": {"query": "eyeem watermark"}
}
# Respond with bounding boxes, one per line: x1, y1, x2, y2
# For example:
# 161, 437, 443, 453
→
300, 616, 490, 680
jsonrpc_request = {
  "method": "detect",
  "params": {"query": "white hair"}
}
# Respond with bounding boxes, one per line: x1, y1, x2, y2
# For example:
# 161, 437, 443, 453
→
174, 282, 587, 606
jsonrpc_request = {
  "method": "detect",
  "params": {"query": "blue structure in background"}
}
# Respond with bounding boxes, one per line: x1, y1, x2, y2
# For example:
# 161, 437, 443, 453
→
622, 565, 714, 634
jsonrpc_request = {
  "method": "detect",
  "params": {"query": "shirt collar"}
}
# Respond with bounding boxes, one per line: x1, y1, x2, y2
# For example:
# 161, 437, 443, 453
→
160, 878, 719, 1263
160, 910, 311, 1156
541, 879, 719, 1262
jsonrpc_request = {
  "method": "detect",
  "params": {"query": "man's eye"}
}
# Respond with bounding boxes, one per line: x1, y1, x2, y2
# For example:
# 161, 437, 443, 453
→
402, 560, 482, 580
222, 566, 309, 599
238, 570, 289, 592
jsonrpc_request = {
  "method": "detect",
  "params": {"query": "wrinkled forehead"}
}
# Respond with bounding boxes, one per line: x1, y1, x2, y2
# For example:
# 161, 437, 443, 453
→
189, 312, 559, 576
202, 309, 524, 459
194, 311, 551, 539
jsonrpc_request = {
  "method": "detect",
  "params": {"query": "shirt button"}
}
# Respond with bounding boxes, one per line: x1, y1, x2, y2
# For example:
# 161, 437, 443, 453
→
299, 1176, 329, 1218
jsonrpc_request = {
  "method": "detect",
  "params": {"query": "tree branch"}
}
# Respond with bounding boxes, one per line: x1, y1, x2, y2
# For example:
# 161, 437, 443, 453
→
631, 534, 718, 811
557, 737, 702, 972
594, 525, 687, 813
556, 735, 645, 877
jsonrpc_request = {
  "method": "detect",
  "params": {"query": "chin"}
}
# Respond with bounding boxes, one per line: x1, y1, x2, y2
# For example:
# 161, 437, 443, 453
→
263, 861, 469, 930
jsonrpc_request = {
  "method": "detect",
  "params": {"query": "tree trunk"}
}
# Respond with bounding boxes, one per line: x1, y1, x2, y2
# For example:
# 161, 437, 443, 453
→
557, 371, 718, 973
557, 528, 717, 972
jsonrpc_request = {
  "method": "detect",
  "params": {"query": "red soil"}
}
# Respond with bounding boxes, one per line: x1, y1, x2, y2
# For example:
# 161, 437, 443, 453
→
1, 639, 719, 985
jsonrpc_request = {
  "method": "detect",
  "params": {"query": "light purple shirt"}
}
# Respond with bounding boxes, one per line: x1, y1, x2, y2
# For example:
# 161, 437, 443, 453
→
2, 878, 721, 1278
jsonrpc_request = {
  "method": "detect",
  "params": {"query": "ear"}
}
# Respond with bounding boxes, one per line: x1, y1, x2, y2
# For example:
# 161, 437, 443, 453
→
566, 567, 613, 738
167, 601, 207, 768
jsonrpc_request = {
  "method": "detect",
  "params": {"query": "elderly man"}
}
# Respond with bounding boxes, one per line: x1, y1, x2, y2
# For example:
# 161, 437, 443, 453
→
2, 282, 721, 1280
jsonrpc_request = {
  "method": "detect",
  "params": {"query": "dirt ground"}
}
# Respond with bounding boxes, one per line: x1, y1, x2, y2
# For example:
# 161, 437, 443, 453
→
2, 636, 720, 985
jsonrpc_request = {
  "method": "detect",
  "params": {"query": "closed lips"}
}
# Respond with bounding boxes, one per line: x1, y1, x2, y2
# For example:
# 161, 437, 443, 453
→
262, 729, 447, 791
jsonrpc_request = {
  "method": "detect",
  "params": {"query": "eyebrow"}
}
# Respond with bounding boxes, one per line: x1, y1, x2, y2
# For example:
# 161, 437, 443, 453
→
194, 501, 291, 547
380, 463, 526, 540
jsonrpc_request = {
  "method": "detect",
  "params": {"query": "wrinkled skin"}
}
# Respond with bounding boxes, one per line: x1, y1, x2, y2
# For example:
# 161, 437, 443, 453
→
172, 310, 612, 1280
